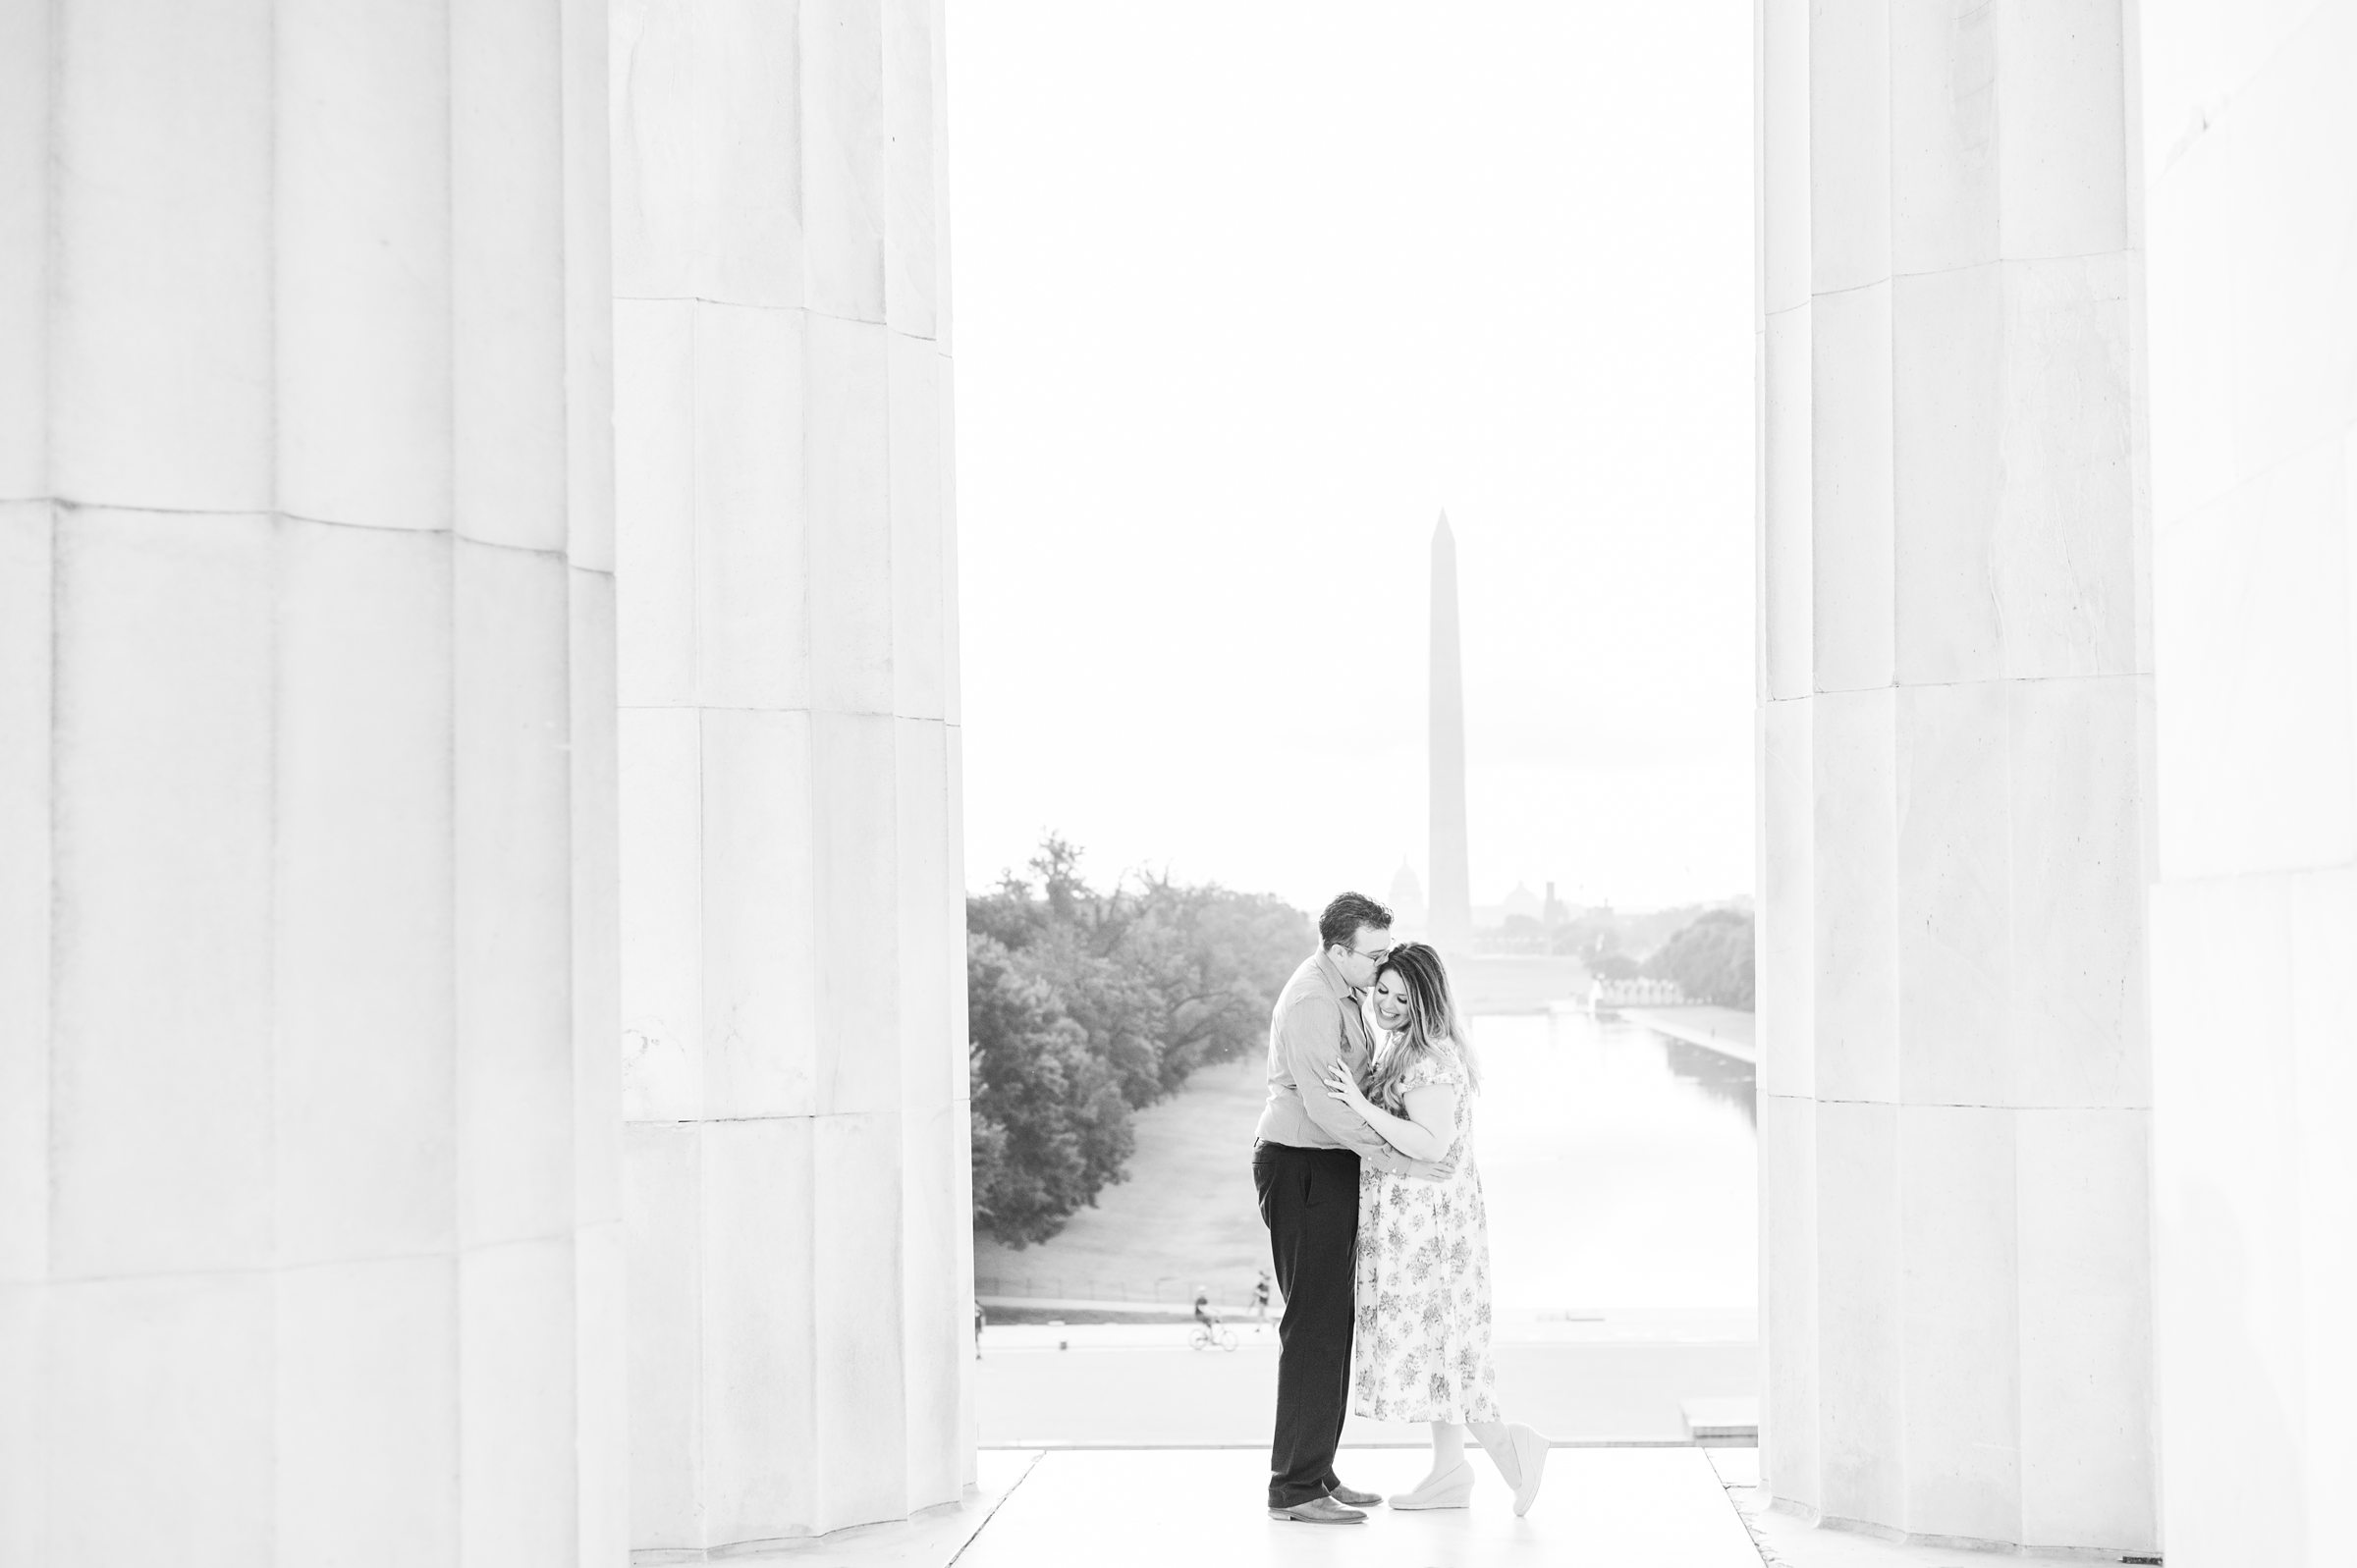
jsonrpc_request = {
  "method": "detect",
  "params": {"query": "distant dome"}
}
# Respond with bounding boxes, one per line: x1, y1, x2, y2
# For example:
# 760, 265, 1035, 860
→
1501, 881, 1542, 920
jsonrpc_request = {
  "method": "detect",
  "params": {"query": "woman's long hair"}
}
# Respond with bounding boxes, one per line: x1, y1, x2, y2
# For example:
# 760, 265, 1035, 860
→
1360, 942, 1480, 1111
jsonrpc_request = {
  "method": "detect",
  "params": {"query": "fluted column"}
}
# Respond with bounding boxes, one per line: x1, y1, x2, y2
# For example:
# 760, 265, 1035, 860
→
609, 0, 971, 1552
1756, 0, 2158, 1552
0, 2, 624, 1565
2140, 6, 2357, 1563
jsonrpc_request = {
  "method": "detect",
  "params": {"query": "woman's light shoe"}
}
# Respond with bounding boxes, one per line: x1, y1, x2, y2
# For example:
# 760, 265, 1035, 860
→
1388, 1461, 1475, 1510
1505, 1424, 1549, 1516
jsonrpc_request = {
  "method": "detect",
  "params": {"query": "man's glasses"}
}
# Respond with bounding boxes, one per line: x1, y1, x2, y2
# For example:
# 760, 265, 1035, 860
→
1348, 944, 1394, 965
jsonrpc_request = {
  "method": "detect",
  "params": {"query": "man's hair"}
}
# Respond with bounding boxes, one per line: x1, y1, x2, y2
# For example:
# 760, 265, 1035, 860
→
1317, 892, 1394, 949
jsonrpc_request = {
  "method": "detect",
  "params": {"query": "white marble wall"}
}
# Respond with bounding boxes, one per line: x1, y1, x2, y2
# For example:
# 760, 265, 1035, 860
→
609, 0, 973, 1552
0, 2, 624, 1565
1755, 0, 2159, 1552
2139, 5, 2357, 1563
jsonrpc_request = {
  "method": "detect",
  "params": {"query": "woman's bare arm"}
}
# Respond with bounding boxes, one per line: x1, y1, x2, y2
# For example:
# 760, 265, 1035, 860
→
1326, 1064, 1456, 1161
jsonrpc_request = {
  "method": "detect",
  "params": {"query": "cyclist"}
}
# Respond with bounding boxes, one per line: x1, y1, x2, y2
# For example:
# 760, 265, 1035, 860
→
1193, 1286, 1220, 1333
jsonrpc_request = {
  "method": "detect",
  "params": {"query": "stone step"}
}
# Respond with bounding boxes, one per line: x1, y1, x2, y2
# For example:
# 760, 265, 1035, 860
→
1680, 1396, 1760, 1446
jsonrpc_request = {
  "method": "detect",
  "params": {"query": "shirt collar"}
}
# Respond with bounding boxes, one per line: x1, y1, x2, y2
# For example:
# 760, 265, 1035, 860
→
1314, 948, 1358, 1000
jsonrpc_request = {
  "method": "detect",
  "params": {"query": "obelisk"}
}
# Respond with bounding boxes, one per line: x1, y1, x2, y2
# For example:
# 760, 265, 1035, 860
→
1428, 513, 1473, 952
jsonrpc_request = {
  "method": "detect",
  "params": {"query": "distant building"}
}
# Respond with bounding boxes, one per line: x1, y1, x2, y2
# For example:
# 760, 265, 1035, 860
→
1473, 880, 1544, 931
1388, 860, 1428, 932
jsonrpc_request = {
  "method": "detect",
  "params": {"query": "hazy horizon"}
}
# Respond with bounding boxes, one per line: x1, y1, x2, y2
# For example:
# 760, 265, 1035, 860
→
949, 2, 1755, 915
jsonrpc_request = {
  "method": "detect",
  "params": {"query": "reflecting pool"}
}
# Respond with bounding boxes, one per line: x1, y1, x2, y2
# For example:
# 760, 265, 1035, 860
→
1472, 1008, 1757, 1315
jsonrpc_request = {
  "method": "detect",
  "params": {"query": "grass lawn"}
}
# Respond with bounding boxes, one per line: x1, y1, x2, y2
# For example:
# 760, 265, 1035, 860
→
973, 1052, 1276, 1314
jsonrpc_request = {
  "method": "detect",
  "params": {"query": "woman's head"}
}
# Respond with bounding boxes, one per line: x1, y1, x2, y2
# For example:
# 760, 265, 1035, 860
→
1361, 942, 1479, 1107
1371, 943, 1453, 1041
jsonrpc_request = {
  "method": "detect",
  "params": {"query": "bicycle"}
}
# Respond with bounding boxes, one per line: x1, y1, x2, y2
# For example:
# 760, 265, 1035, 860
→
1188, 1321, 1238, 1352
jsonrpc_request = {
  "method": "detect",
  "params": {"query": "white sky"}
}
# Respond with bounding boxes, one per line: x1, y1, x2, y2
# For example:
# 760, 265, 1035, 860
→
947, 2, 1755, 914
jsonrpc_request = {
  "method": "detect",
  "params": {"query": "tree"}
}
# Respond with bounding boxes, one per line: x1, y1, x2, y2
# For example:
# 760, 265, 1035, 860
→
965, 931, 1133, 1246
1119, 872, 1308, 1097
1645, 907, 1755, 1008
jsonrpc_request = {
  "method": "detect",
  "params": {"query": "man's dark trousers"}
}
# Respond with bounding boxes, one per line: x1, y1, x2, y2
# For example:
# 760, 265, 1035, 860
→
1253, 1139, 1360, 1509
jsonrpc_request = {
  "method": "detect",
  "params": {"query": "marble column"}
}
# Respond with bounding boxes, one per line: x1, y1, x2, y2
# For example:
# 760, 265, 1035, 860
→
1428, 513, 1473, 953
1755, 0, 2158, 1552
2139, 6, 2357, 1564
609, 0, 972, 1553
0, 2, 624, 1565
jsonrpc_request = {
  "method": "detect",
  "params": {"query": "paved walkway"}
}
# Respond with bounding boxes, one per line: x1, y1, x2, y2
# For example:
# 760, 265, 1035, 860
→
1617, 1003, 1758, 1063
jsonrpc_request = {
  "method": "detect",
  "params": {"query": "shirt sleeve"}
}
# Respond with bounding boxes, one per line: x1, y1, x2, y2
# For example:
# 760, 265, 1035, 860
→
1280, 993, 1409, 1172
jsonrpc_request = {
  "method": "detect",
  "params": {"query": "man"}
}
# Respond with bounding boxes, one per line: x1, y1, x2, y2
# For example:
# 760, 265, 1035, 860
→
1252, 892, 1453, 1524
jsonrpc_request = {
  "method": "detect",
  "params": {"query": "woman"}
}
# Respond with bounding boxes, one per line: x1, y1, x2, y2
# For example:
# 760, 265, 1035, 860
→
1325, 942, 1549, 1515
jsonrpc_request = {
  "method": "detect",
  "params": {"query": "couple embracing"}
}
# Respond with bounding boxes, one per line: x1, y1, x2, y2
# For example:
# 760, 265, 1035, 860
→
1251, 892, 1549, 1525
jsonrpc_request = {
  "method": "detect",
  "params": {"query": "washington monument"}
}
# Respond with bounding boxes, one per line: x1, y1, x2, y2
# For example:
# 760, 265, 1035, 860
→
1429, 513, 1472, 952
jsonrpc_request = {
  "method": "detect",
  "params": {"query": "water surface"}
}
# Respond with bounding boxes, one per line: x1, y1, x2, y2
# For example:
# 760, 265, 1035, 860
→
1472, 1009, 1756, 1315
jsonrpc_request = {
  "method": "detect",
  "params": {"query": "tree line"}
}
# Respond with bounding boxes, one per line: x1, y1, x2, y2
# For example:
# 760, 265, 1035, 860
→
1547, 902, 1755, 1008
967, 836, 1309, 1246
1639, 906, 1754, 1008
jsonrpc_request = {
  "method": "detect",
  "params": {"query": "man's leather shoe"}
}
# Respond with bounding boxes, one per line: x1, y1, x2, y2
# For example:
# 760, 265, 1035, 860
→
1268, 1496, 1367, 1524
1326, 1483, 1382, 1507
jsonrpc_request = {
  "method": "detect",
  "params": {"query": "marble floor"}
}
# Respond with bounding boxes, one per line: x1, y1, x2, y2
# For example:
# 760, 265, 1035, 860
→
1730, 1491, 2158, 1568
706, 1446, 2143, 1567
957, 1445, 1762, 1567
722, 1445, 1761, 1565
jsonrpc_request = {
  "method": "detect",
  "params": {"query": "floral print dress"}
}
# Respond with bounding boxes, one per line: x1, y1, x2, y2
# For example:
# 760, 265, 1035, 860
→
1350, 1044, 1499, 1424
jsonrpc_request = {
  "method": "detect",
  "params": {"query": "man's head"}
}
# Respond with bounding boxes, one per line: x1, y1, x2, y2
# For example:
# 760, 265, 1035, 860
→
1318, 891, 1395, 992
